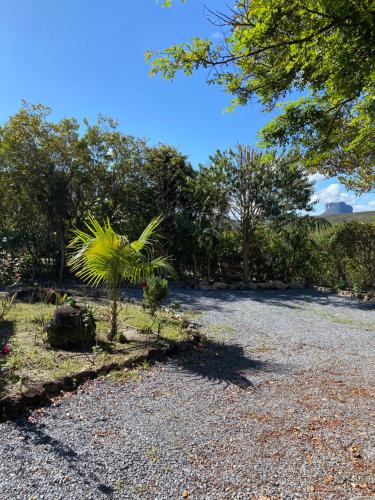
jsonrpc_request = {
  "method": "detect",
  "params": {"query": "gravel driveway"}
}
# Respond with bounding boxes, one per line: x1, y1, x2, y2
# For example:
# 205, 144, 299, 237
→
1, 289, 374, 499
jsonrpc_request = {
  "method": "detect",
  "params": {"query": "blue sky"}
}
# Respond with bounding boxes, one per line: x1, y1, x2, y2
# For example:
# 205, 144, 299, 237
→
1, 0, 374, 214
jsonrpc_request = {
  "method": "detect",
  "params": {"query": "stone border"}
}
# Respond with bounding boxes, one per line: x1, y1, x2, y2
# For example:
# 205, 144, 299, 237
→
0, 338, 198, 423
313, 286, 375, 302
175, 280, 304, 291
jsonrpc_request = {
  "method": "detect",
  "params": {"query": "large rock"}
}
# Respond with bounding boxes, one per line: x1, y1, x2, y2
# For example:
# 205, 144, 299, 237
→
270, 280, 287, 290
257, 282, 274, 290
45, 305, 96, 349
210, 282, 228, 290
198, 281, 211, 291
12, 287, 68, 304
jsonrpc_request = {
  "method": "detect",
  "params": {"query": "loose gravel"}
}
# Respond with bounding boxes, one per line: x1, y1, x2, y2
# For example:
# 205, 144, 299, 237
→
0, 289, 374, 499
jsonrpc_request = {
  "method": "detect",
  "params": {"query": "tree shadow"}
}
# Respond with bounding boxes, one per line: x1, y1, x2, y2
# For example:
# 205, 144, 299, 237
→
173, 338, 285, 390
0, 320, 15, 342
0, 321, 15, 397
13, 420, 114, 496
168, 288, 375, 313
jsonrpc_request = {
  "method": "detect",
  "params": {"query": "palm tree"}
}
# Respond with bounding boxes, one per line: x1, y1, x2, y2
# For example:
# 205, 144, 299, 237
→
67, 215, 173, 340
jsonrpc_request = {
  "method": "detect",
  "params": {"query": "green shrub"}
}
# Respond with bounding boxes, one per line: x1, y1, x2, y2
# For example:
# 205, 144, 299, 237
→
142, 276, 169, 316
330, 221, 375, 290
0, 249, 33, 286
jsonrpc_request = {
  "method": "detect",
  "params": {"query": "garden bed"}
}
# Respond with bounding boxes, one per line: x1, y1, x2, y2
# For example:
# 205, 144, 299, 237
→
0, 294, 197, 410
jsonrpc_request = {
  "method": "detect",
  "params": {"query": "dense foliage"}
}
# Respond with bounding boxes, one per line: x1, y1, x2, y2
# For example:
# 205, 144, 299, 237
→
0, 103, 374, 292
149, 0, 375, 192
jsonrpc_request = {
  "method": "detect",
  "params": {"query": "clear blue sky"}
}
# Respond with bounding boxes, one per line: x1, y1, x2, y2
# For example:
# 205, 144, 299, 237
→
1, 0, 374, 214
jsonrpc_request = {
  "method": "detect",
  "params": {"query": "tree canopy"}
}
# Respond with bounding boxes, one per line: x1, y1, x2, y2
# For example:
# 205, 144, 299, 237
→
149, 0, 375, 192
204, 145, 313, 280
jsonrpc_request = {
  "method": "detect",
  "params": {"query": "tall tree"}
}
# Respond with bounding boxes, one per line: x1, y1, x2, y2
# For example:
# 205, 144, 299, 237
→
149, 0, 375, 191
0, 103, 80, 279
142, 144, 197, 270
0, 104, 149, 280
205, 146, 313, 281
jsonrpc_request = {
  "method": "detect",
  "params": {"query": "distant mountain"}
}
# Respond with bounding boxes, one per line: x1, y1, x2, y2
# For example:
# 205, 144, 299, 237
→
323, 202, 353, 215
320, 211, 375, 224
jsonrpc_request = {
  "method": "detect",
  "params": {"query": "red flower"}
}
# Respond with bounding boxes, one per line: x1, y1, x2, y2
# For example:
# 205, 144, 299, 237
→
141, 282, 149, 289
1, 344, 10, 356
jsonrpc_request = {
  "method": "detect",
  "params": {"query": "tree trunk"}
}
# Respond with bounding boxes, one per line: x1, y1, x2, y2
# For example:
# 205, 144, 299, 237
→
108, 288, 118, 340
242, 221, 250, 283
58, 228, 65, 282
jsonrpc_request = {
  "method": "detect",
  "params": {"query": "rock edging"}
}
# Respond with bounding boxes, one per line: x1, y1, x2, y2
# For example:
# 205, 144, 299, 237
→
0, 338, 198, 423
313, 286, 375, 302
178, 280, 305, 291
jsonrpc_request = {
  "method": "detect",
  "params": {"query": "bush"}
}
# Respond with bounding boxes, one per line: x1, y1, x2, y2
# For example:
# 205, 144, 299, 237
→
330, 221, 375, 290
0, 248, 33, 286
142, 276, 169, 315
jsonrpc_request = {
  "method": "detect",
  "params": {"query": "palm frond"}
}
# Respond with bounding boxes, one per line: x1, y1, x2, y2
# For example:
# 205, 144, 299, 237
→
131, 215, 163, 253
67, 215, 173, 288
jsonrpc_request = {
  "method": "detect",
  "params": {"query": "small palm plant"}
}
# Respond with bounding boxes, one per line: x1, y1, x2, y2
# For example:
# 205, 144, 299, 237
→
67, 216, 173, 340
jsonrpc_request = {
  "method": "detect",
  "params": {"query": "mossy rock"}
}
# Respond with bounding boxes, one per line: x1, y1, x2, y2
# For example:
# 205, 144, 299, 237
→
44, 305, 96, 349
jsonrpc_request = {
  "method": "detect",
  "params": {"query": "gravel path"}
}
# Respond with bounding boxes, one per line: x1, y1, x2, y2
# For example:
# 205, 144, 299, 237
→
0, 289, 374, 499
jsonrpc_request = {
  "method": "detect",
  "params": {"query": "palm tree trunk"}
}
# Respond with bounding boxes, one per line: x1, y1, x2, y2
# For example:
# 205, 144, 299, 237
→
109, 288, 118, 340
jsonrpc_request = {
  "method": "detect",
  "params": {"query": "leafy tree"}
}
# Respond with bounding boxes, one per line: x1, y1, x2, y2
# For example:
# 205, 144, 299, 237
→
142, 144, 197, 270
188, 161, 232, 277
0, 104, 149, 280
149, 0, 375, 191
270, 215, 331, 283
204, 145, 313, 281
329, 221, 375, 289
68, 216, 173, 340
0, 103, 81, 279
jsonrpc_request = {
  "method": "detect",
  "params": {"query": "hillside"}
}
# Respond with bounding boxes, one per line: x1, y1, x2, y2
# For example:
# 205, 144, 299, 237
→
320, 211, 375, 224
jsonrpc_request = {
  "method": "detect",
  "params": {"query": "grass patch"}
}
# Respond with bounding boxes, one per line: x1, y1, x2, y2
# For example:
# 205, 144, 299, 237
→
0, 296, 192, 398
205, 323, 236, 340
313, 309, 375, 332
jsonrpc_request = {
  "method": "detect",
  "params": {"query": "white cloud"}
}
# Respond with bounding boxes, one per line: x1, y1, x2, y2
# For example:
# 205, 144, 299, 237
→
314, 183, 354, 205
308, 172, 326, 183
352, 204, 375, 213
312, 181, 375, 214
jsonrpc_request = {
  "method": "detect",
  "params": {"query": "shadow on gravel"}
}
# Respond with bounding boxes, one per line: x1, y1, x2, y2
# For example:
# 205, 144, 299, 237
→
168, 288, 375, 313
175, 340, 284, 390
121, 287, 374, 313
13, 420, 114, 496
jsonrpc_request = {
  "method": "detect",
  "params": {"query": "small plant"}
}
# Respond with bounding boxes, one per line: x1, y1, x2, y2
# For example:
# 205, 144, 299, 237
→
54, 291, 68, 306
170, 301, 181, 311
0, 293, 15, 322
139, 359, 150, 370
116, 332, 127, 344
352, 281, 365, 296
0, 341, 12, 397
143, 277, 169, 316
335, 279, 347, 291
143, 277, 169, 337
84, 344, 104, 366
34, 315, 51, 345
65, 295, 77, 307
